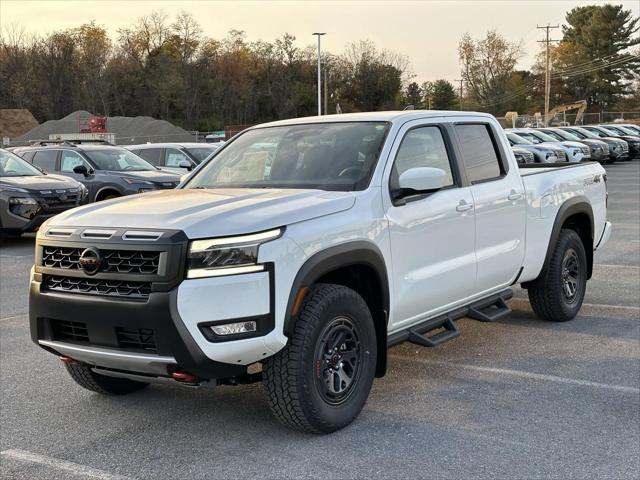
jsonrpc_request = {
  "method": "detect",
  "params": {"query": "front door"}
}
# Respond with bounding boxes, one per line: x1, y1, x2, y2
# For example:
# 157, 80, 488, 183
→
384, 121, 477, 331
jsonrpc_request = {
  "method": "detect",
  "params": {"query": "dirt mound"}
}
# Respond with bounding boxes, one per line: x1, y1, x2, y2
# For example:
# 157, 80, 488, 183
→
15, 110, 196, 145
0, 109, 39, 141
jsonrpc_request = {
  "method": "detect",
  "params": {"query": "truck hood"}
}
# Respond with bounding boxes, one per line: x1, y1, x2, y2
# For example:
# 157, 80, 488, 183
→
0, 174, 80, 191
49, 188, 356, 238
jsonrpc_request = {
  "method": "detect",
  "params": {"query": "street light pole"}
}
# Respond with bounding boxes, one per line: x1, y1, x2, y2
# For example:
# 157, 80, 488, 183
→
313, 32, 326, 116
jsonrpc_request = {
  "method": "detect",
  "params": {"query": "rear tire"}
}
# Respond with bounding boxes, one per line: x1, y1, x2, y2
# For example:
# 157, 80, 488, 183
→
263, 284, 377, 433
65, 363, 149, 395
527, 229, 587, 322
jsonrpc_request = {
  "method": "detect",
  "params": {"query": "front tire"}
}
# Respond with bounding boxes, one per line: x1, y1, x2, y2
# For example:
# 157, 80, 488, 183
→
65, 363, 149, 395
263, 284, 377, 433
527, 229, 587, 322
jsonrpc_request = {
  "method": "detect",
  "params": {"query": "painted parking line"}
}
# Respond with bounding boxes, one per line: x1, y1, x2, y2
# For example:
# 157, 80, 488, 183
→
509, 297, 640, 319
389, 355, 640, 394
1, 449, 131, 480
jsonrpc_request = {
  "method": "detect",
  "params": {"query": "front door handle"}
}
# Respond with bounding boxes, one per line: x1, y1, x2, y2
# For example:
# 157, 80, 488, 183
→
456, 200, 474, 212
508, 191, 523, 201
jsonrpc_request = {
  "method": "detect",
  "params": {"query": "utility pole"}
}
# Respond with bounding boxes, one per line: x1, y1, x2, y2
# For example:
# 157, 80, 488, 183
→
537, 24, 560, 125
455, 78, 464, 110
324, 67, 328, 115
312, 32, 326, 116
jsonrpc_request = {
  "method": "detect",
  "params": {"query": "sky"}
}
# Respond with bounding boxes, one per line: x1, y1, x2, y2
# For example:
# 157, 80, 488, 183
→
1, 0, 639, 84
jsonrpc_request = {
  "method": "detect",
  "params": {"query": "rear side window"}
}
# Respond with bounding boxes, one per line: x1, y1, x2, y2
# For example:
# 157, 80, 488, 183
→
390, 126, 454, 191
455, 124, 502, 183
136, 148, 162, 166
32, 150, 58, 172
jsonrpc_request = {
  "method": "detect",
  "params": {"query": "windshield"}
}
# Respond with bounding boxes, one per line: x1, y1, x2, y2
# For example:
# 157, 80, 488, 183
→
0, 150, 43, 177
187, 122, 389, 191
540, 130, 565, 141
600, 126, 624, 136
506, 132, 533, 145
529, 131, 559, 143
570, 127, 598, 139
186, 146, 219, 162
84, 149, 156, 171
549, 129, 580, 141
615, 126, 639, 135
515, 131, 545, 144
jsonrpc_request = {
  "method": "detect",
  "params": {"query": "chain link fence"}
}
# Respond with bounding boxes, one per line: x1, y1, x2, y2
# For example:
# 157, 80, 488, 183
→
497, 111, 640, 128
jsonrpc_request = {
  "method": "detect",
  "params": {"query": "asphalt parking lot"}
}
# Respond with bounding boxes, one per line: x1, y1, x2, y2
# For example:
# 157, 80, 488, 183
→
1, 160, 638, 480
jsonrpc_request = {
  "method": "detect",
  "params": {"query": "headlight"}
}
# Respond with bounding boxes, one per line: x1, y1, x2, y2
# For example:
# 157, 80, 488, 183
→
186, 228, 283, 279
1, 185, 29, 193
121, 177, 154, 185
78, 183, 88, 200
9, 197, 41, 219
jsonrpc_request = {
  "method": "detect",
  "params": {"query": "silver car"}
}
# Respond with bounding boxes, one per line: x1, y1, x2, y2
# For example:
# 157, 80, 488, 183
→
511, 129, 589, 163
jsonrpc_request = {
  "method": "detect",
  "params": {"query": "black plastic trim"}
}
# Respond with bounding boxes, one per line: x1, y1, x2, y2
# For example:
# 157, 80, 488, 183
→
522, 197, 594, 286
283, 241, 390, 377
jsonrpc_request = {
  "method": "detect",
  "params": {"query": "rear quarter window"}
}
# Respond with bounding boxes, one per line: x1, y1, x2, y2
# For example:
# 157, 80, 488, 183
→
32, 150, 58, 172
455, 124, 503, 183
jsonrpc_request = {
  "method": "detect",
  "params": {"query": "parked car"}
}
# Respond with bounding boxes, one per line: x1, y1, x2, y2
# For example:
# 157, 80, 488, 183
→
557, 126, 626, 163
511, 146, 535, 166
505, 132, 564, 163
511, 128, 589, 163
537, 127, 609, 163
126, 143, 222, 174
13, 142, 181, 202
30, 111, 611, 433
594, 125, 640, 158
608, 123, 640, 135
0, 148, 87, 237
580, 126, 631, 161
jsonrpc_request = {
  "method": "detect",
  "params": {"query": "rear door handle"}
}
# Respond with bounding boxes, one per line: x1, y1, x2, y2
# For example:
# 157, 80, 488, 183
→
456, 201, 474, 212
508, 191, 523, 201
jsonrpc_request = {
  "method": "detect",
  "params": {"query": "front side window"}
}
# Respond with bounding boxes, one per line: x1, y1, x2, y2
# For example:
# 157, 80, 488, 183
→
455, 124, 503, 183
390, 126, 454, 191
135, 148, 162, 166
165, 148, 192, 167
0, 150, 42, 176
187, 122, 389, 191
83, 149, 156, 171
60, 150, 89, 172
32, 150, 58, 171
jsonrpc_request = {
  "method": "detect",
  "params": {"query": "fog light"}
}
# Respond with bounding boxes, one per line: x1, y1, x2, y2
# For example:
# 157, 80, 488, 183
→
211, 321, 257, 336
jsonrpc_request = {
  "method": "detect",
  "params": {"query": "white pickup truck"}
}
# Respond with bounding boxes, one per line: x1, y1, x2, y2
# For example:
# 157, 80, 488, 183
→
30, 111, 611, 433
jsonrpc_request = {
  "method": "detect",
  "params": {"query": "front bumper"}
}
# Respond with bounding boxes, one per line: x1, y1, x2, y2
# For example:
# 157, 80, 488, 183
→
30, 277, 250, 380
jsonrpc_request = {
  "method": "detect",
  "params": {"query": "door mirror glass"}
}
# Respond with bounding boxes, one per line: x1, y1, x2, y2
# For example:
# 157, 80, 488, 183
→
398, 167, 448, 193
73, 164, 89, 176
178, 159, 193, 171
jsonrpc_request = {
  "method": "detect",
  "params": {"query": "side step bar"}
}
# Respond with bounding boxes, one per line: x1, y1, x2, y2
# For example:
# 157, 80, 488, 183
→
388, 289, 513, 348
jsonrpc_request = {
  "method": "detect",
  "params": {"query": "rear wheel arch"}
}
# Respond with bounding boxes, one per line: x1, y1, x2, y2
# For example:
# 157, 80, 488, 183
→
524, 198, 594, 286
283, 242, 390, 377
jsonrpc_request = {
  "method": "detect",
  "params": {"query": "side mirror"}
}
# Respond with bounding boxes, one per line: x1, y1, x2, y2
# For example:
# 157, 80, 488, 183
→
178, 160, 193, 171
398, 167, 448, 192
73, 164, 89, 176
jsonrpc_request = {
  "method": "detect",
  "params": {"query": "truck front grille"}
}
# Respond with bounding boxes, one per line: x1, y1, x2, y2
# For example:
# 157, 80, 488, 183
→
51, 319, 89, 343
43, 275, 152, 299
42, 247, 160, 275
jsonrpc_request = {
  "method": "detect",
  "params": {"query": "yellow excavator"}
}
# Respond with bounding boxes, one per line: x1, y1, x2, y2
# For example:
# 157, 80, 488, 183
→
545, 100, 588, 126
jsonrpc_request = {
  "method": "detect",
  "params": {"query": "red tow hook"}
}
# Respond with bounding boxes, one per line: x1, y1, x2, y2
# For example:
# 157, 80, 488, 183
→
171, 372, 199, 383
59, 356, 78, 365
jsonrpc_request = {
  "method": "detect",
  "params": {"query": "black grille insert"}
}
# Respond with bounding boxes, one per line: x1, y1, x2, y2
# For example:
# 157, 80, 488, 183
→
51, 319, 89, 343
116, 327, 157, 353
42, 247, 160, 275
43, 275, 151, 299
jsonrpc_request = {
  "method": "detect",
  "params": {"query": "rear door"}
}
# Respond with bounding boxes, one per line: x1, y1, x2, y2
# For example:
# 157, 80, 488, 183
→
453, 121, 526, 290
31, 150, 59, 173
384, 119, 477, 330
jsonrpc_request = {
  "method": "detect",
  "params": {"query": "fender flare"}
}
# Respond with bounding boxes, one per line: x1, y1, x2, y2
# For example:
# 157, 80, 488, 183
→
283, 241, 390, 377
95, 185, 123, 201
525, 197, 594, 285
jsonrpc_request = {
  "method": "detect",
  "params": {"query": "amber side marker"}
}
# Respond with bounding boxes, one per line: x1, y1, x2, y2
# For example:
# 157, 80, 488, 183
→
291, 287, 309, 316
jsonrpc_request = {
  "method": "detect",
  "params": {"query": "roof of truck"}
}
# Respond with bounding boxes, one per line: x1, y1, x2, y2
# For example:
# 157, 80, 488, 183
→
258, 110, 495, 128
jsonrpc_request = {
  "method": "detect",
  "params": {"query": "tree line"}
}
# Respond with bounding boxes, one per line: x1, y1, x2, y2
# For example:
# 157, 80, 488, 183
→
0, 4, 637, 132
